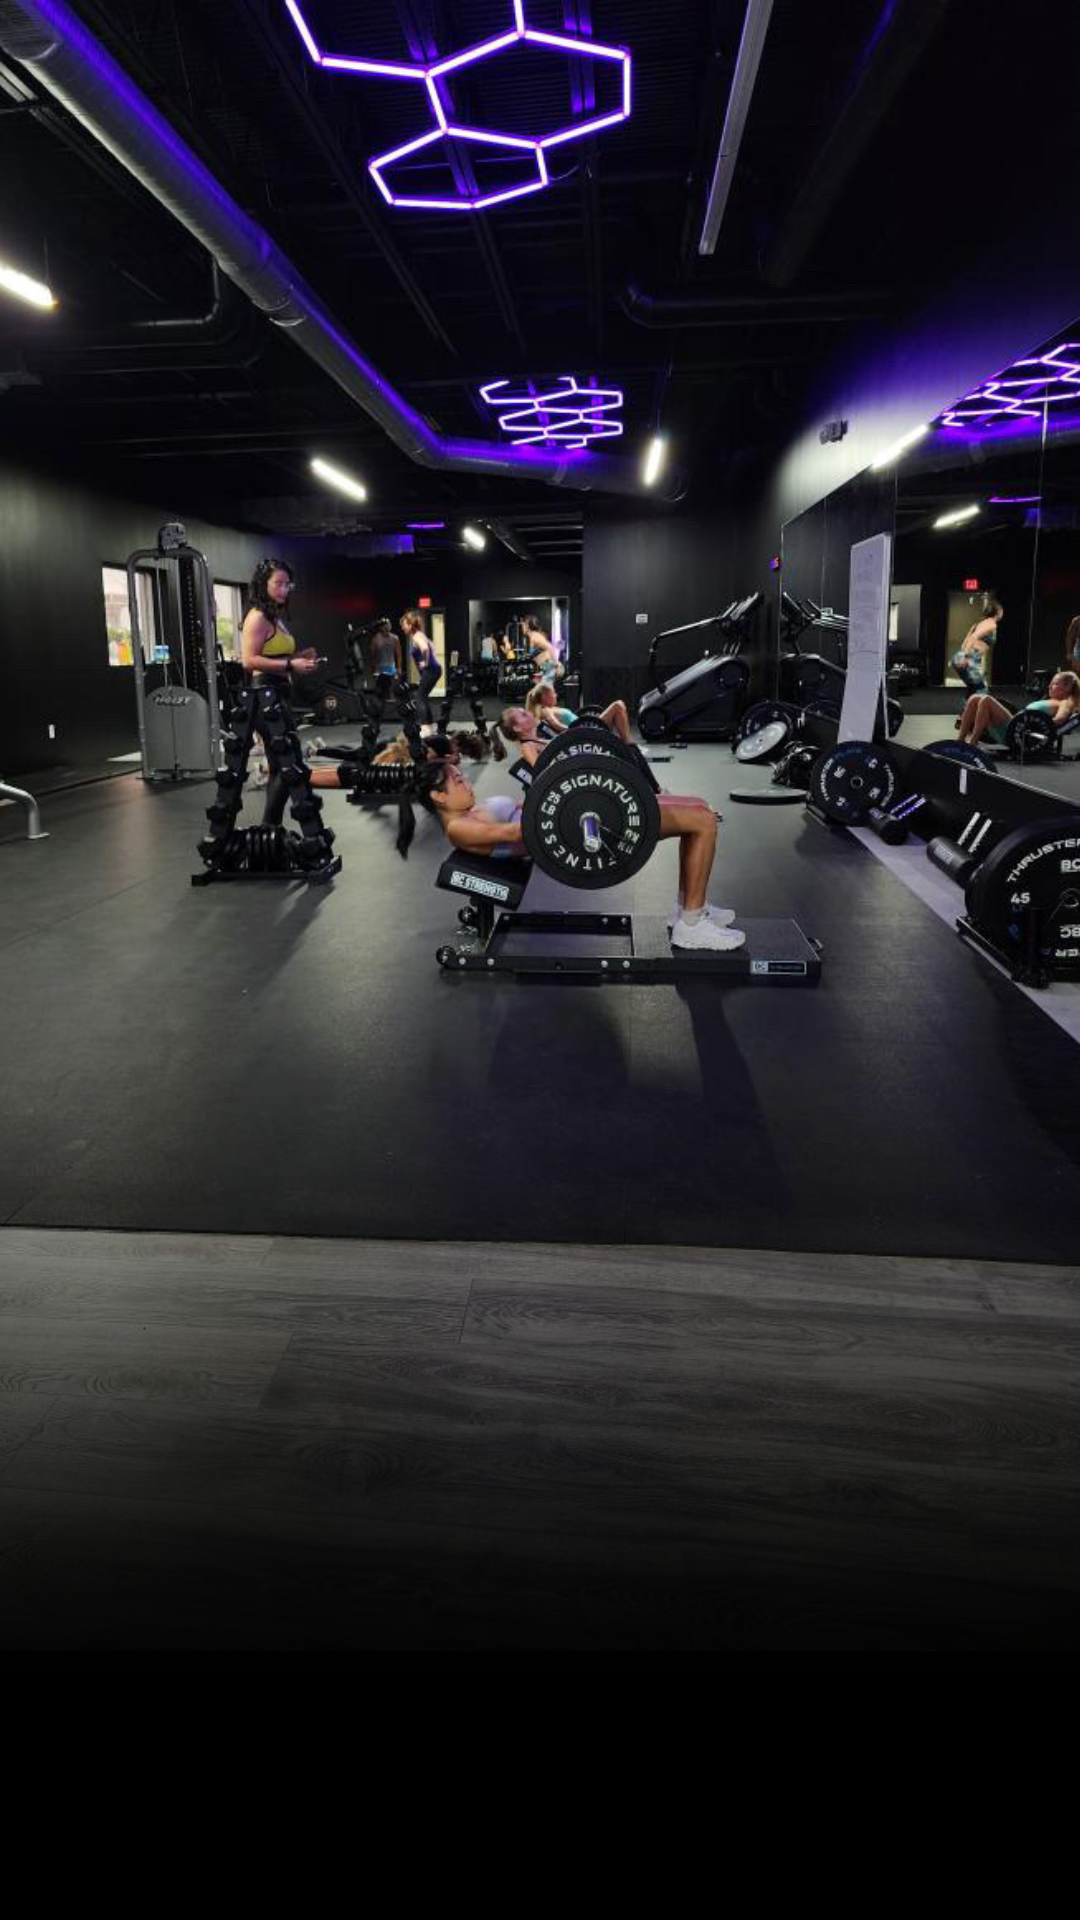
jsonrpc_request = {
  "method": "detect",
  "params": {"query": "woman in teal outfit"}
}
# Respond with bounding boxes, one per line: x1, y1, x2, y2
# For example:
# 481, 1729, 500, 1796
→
951, 595, 1003, 692
958, 671, 1080, 746
526, 683, 577, 729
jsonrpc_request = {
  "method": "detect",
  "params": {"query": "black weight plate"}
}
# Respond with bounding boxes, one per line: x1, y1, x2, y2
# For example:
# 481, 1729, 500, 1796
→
735, 699, 801, 745
810, 739, 900, 824
965, 817, 1080, 966
532, 721, 614, 773
924, 740, 999, 774
735, 719, 790, 762
1005, 709, 1056, 758
523, 750, 660, 889
885, 698, 903, 737
803, 697, 842, 722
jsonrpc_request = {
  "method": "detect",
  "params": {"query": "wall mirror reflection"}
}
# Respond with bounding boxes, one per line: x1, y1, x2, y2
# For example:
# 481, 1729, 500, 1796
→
778, 322, 1080, 800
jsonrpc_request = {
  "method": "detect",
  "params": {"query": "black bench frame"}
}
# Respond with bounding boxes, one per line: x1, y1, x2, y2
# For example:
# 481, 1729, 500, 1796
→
435, 851, 822, 982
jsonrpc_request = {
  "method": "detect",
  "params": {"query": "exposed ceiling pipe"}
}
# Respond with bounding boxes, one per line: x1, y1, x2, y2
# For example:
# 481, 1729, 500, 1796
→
0, 0, 682, 501
127, 259, 227, 332
762, 0, 953, 288
620, 283, 884, 328
698, 0, 775, 257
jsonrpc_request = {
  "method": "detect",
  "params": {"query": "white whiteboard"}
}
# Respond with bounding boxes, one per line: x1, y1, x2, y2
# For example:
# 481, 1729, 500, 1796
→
840, 532, 892, 743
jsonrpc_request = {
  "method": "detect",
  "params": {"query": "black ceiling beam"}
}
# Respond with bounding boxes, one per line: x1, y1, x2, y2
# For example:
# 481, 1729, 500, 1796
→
762, 0, 954, 288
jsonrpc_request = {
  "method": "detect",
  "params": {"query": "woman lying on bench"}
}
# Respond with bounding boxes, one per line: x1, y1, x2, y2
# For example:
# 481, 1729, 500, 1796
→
958, 671, 1080, 747
396, 762, 745, 952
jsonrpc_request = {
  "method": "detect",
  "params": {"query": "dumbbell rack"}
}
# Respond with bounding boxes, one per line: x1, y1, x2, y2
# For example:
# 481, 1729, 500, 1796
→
192, 680, 341, 886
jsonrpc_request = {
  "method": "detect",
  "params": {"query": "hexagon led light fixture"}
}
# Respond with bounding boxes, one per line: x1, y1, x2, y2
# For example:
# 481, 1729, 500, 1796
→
480, 376, 624, 448
940, 342, 1080, 427
284, 1, 632, 212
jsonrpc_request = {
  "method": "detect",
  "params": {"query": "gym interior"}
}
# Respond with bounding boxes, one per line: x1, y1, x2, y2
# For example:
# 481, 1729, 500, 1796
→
1, 0, 1078, 1656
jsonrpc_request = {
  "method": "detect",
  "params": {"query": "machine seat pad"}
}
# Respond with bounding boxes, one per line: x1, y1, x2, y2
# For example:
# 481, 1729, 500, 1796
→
436, 850, 533, 909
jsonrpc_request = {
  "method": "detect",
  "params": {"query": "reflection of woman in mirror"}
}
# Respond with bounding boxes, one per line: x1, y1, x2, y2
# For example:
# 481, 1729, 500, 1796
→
958, 671, 1080, 746
951, 593, 1003, 691
1064, 614, 1080, 672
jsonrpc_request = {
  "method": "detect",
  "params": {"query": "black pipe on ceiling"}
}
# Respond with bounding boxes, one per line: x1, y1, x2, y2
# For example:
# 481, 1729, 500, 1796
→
619, 283, 886, 328
761, 0, 954, 289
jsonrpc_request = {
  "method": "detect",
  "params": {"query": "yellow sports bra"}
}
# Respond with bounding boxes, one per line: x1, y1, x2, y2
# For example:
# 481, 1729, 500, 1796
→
260, 622, 296, 660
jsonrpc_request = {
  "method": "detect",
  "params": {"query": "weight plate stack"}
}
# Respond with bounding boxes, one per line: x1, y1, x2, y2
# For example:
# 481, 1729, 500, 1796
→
803, 697, 842, 723
523, 750, 661, 889
965, 817, 1080, 973
809, 740, 900, 824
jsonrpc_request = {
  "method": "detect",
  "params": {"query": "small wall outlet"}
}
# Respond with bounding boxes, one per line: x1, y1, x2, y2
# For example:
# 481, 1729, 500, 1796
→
48, 724, 56, 739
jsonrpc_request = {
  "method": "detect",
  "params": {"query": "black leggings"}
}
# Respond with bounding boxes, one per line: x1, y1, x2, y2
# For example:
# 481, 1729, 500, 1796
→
416, 661, 441, 721
252, 680, 299, 826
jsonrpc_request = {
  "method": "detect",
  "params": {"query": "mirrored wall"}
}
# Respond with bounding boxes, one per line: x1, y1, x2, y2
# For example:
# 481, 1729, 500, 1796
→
779, 320, 1080, 789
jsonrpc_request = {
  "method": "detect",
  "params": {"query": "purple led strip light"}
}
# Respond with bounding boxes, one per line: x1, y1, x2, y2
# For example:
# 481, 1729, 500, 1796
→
479, 375, 624, 448
940, 343, 1080, 427
284, 1, 631, 211
406, 521, 446, 529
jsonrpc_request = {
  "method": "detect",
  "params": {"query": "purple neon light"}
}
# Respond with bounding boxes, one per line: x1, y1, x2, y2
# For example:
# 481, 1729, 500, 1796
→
282, 2, 631, 211
989, 495, 1042, 505
940, 343, 1080, 428
407, 521, 446, 530
371, 129, 549, 212
479, 376, 624, 449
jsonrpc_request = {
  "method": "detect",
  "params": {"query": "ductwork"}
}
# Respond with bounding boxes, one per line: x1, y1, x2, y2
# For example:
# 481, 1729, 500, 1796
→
620, 283, 884, 328
0, 0, 682, 501
762, 0, 953, 289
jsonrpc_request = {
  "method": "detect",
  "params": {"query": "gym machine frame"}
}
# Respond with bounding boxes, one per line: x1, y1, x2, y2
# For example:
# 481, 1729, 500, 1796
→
130, 523, 223, 783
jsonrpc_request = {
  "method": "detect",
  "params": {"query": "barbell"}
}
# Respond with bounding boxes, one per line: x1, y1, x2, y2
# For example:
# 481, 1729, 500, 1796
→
520, 718, 662, 888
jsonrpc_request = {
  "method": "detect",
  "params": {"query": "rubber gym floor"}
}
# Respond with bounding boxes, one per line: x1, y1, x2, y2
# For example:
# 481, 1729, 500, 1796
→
2, 732, 1078, 1264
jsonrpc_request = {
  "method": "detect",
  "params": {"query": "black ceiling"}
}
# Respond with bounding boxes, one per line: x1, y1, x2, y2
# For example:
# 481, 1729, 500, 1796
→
0, 0, 1073, 559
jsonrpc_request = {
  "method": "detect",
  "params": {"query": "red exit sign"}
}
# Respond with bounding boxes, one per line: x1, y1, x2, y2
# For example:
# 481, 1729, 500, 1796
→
418, 595, 432, 608
963, 577, 980, 591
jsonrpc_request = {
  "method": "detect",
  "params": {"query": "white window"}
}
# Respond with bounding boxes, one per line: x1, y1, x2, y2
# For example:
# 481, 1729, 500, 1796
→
213, 581, 245, 660
102, 565, 158, 667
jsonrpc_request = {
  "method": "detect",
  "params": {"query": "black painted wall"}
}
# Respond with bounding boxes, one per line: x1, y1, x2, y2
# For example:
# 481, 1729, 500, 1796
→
0, 453, 299, 778
0, 451, 581, 777
580, 494, 761, 713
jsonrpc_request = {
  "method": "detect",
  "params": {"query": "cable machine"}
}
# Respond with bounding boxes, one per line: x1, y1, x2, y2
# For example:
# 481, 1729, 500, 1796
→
129, 521, 223, 782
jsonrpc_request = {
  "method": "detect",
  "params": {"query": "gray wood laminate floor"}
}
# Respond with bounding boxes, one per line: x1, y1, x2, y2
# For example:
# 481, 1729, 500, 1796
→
0, 1227, 1076, 1652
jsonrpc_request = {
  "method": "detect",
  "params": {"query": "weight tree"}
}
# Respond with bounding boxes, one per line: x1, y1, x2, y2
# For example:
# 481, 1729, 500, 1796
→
192, 679, 341, 886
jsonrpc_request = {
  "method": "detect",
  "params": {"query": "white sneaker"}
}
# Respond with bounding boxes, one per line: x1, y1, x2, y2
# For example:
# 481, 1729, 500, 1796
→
671, 902, 736, 927
671, 915, 746, 952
